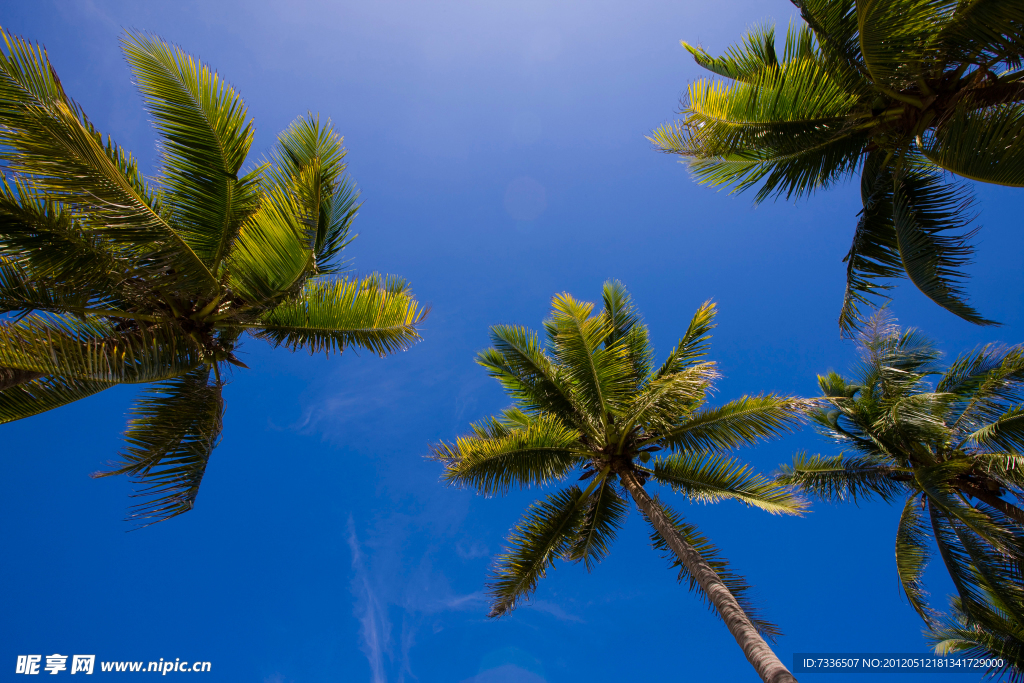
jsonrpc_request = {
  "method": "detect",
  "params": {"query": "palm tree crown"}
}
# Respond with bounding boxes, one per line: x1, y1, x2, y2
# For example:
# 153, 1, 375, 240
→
0, 30, 427, 524
652, 0, 1024, 332
433, 282, 808, 683
777, 314, 1024, 629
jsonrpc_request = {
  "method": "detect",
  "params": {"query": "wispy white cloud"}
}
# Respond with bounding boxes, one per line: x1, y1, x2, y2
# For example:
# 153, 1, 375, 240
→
455, 540, 490, 560
348, 516, 392, 683
346, 514, 493, 683
529, 599, 583, 623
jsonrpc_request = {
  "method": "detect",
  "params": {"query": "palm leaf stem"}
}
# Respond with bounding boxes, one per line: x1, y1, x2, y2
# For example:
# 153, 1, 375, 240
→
0, 366, 43, 391
962, 482, 1024, 527
581, 465, 611, 499
619, 470, 796, 683
71, 307, 165, 323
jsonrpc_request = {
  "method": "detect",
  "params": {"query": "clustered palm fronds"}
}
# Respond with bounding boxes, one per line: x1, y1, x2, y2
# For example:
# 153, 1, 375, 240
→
652, 0, 1024, 332
778, 313, 1024, 651
930, 586, 1024, 683
434, 282, 808, 683
0, 30, 426, 524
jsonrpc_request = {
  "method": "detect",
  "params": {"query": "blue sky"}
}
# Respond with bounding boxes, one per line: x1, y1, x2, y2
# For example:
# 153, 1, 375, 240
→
2, 0, 1023, 681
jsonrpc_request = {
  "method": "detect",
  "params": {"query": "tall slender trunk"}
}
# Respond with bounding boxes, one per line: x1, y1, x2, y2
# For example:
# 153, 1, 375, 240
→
620, 470, 797, 683
0, 367, 44, 391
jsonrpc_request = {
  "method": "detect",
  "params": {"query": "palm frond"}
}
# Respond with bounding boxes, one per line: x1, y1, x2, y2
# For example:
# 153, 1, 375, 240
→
602, 280, 652, 387
891, 167, 994, 326
477, 326, 591, 436
937, 1, 1024, 72
969, 407, 1024, 454
923, 103, 1024, 188
653, 451, 806, 514
652, 300, 717, 378
653, 394, 807, 455
0, 176, 146, 300
568, 475, 628, 571
0, 28, 217, 290
838, 152, 903, 334
941, 345, 1024, 438
487, 487, 585, 618
251, 274, 426, 356
0, 313, 202, 382
621, 364, 718, 437
0, 373, 110, 423
0, 254, 91, 314
930, 594, 1024, 682
654, 119, 869, 204
682, 23, 779, 82
547, 292, 632, 421
919, 463, 1022, 559
791, 0, 868, 91
224, 187, 311, 303
895, 493, 937, 624
775, 452, 908, 502
432, 413, 584, 496
268, 115, 359, 273
94, 367, 223, 526
856, 0, 954, 92
122, 31, 260, 269
647, 495, 781, 639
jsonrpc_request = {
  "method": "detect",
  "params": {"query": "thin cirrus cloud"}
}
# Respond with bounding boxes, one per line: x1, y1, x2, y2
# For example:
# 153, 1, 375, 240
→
347, 515, 489, 682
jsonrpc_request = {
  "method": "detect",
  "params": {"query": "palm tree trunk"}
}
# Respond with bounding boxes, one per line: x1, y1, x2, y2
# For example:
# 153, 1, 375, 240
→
0, 367, 44, 391
619, 470, 797, 683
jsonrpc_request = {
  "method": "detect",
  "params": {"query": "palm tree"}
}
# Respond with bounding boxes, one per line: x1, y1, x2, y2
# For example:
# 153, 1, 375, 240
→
432, 282, 808, 683
651, 0, 1024, 332
0, 30, 427, 524
929, 584, 1024, 682
777, 313, 1024, 629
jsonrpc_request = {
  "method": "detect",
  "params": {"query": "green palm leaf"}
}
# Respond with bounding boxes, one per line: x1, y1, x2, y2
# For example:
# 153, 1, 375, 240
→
547, 293, 632, 421
652, 300, 717, 378
791, 0, 867, 91
0, 29, 217, 291
94, 367, 222, 526
251, 274, 426, 356
775, 452, 909, 503
568, 476, 628, 571
268, 115, 359, 273
838, 152, 904, 334
931, 593, 1024, 681
0, 176, 147, 299
681, 23, 779, 83
433, 413, 584, 496
653, 394, 806, 454
895, 493, 936, 624
477, 326, 594, 438
224, 188, 311, 303
487, 486, 586, 618
856, 0, 952, 94
0, 314, 202, 383
891, 168, 994, 326
0, 374, 110, 424
936, 0, 1024, 68
653, 451, 806, 514
121, 31, 261, 268
923, 103, 1024, 188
